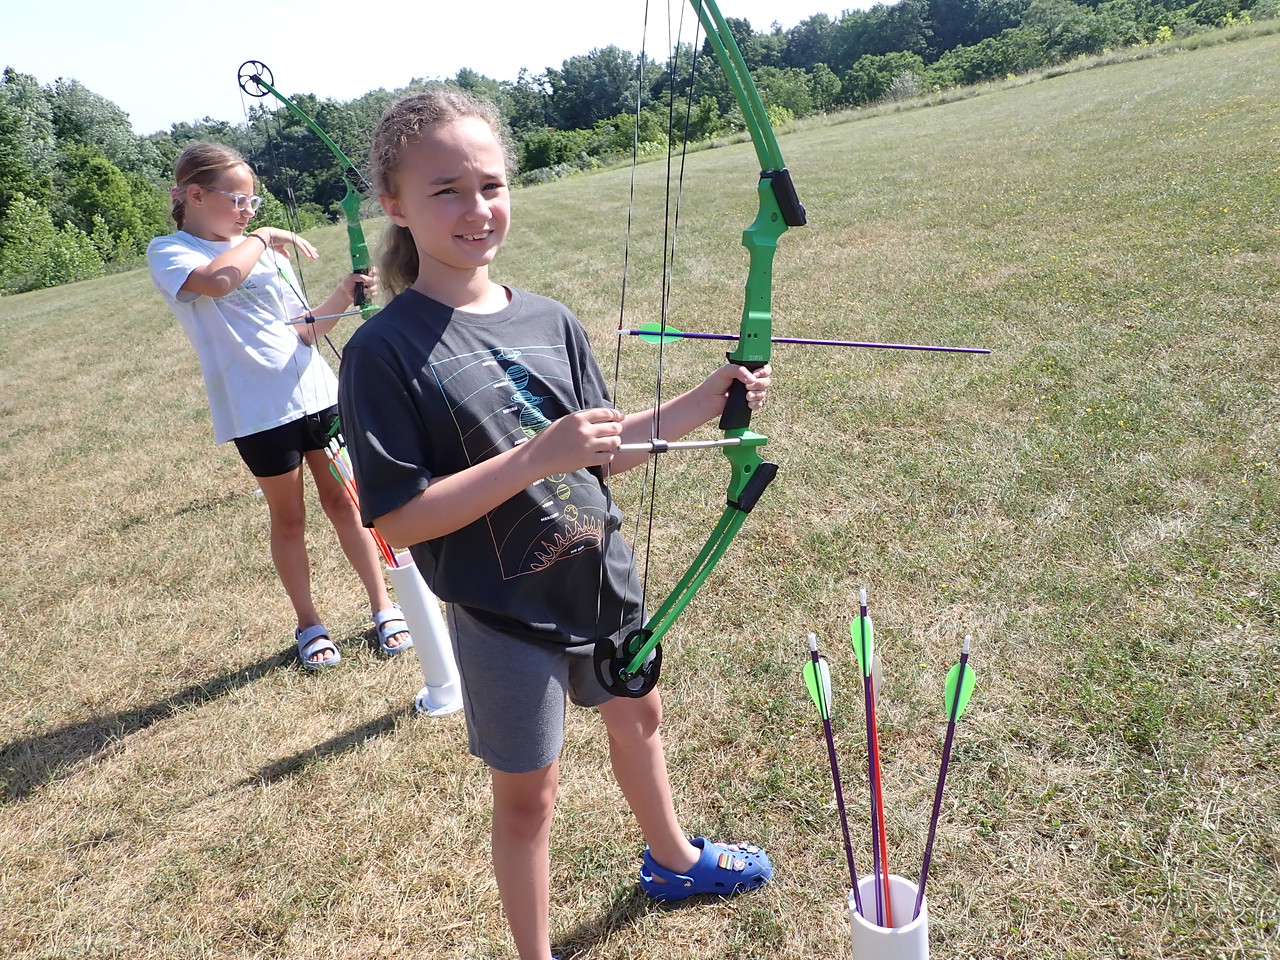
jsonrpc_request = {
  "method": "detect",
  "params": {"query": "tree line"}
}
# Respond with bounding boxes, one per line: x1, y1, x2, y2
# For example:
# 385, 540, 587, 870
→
2, 0, 1274, 294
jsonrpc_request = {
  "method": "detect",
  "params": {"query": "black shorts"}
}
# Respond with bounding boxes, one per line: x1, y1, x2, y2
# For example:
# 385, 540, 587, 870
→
232, 406, 340, 478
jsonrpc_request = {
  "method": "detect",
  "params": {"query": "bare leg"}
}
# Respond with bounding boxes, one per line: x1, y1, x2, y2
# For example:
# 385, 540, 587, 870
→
303, 450, 408, 650
491, 762, 558, 960
597, 692, 699, 873
256, 466, 332, 665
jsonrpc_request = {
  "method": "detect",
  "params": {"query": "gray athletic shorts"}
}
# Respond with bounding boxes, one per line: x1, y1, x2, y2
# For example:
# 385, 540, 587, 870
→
446, 603, 616, 774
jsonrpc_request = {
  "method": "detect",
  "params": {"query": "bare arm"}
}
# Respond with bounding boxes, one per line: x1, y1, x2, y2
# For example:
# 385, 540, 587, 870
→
179, 228, 374, 344
374, 407, 624, 548
374, 363, 771, 547
180, 228, 315, 298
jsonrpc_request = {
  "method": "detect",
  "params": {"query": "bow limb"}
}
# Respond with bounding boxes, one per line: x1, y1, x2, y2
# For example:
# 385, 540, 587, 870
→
595, 0, 805, 696
237, 61, 376, 320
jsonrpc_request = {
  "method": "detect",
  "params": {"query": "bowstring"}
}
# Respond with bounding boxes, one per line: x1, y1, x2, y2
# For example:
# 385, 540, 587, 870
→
601, 0, 700, 648
239, 85, 343, 367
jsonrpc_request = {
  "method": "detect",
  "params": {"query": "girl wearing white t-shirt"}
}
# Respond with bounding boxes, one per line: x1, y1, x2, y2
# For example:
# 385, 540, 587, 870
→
147, 141, 411, 670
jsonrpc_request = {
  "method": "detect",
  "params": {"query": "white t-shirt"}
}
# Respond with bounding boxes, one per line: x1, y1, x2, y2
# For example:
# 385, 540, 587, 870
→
147, 230, 338, 443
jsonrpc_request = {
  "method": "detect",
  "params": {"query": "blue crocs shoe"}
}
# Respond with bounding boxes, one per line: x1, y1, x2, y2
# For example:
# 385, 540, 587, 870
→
640, 838, 773, 902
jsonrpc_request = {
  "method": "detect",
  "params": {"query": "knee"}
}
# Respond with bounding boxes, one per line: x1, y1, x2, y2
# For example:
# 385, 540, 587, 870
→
317, 484, 357, 521
492, 770, 558, 841
605, 692, 664, 744
268, 505, 306, 540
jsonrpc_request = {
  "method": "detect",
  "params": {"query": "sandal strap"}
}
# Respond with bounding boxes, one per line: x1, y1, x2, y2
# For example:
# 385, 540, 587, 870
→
296, 624, 339, 661
371, 605, 404, 629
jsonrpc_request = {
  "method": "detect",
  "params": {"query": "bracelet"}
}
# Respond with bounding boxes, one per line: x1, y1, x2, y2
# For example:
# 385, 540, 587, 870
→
247, 233, 268, 252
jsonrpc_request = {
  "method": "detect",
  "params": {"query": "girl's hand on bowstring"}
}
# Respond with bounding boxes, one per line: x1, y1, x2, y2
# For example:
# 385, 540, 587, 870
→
525, 408, 624, 475
701, 362, 773, 412
250, 227, 319, 261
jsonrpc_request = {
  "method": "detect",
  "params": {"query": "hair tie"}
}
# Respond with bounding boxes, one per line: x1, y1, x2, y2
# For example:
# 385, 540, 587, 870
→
170, 186, 183, 201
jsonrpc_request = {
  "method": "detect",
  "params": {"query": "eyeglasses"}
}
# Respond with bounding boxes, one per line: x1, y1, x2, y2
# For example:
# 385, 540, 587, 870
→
204, 186, 263, 213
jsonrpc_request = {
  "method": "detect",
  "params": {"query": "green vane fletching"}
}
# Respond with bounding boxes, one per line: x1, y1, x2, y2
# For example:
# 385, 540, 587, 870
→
944, 661, 976, 719
636, 322, 683, 344
850, 616, 875, 678
803, 657, 834, 720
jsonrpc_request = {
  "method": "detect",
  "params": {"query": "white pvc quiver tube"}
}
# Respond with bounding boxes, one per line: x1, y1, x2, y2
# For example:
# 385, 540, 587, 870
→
849, 875, 929, 960
387, 552, 463, 716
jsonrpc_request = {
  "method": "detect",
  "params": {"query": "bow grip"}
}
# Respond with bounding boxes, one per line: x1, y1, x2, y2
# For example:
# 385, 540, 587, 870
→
719, 359, 764, 431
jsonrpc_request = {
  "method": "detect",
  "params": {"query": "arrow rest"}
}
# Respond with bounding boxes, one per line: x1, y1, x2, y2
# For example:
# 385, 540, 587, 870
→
593, 631, 663, 698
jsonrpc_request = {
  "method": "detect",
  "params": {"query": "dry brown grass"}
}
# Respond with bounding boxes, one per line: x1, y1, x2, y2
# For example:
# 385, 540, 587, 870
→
2, 31, 1278, 960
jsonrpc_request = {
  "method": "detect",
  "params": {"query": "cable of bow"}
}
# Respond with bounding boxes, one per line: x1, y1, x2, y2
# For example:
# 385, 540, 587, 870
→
593, 0, 807, 698
236, 61, 376, 322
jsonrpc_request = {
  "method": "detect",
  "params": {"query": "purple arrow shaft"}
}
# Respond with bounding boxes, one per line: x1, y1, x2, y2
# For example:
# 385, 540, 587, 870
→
810, 646, 865, 917
913, 649, 970, 920
620, 328, 991, 354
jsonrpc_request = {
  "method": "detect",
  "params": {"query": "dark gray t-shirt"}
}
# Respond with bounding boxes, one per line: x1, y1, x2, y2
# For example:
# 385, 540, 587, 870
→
338, 286, 643, 649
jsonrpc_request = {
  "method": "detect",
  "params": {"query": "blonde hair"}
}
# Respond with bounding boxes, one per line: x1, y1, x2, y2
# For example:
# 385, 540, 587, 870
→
369, 88, 516, 295
171, 142, 251, 229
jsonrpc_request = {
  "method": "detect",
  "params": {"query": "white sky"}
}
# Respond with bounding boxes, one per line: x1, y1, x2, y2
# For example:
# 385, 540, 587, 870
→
4, 1, 859, 135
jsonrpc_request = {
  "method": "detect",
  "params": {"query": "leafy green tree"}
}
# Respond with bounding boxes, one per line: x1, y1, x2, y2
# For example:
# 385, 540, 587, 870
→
0, 193, 104, 293
809, 62, 842, 112
54, 143, 146, 257
752, 66, 815, 118
0, 68, 56, 212
783, 14, 838, 69
546, 46, 639, 130
841, 52, 929, 105
684, 95, 728, 141
1023, 0, 1117, 58
929, 0, 1031, 53
50, 77, 162, 175
519, 127, 594, 172
500, 69, 552, 142
831, 0, 935, 69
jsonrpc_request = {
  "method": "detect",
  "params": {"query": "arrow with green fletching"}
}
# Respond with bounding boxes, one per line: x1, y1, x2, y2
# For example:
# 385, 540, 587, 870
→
623, 321, 990, 354
852, 588, 893, 926
914, 634, 976, 920
803, 632, 864, 916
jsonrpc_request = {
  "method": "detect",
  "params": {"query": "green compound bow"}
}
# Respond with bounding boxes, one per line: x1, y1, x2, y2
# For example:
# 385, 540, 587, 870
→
236, 61, 377, 321
593, 0, 806, 698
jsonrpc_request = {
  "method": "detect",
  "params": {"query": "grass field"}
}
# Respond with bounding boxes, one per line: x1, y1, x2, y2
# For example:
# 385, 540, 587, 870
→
1, 28, 1277, 960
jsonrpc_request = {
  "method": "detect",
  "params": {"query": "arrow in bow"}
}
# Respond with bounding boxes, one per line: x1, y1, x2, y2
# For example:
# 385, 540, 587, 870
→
622, 322, 991, 354
236, 61, 377, 321
592, 0, 806, 698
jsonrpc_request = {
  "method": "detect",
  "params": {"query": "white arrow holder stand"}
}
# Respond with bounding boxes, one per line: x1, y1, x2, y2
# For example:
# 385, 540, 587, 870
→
849, 875, 929, 960
386, 552, 463, 716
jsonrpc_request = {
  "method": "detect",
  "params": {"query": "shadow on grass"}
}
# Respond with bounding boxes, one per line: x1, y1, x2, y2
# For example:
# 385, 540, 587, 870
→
238, 707, 408, 786
552, 884, 717, 958
116, 490, 247, 534
0, 649, 290, 804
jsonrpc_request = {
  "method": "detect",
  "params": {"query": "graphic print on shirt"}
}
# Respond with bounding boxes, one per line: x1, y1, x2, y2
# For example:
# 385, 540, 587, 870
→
430, 344, 608, 579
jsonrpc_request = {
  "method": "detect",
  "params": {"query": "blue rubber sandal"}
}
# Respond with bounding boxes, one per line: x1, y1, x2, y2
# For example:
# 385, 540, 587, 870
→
372, 605, 414, 657
296, 624, 341, 671
640, 838, 773, 902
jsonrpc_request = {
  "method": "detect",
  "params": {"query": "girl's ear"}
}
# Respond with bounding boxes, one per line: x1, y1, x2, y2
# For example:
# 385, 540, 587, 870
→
380, 193, 407, 228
